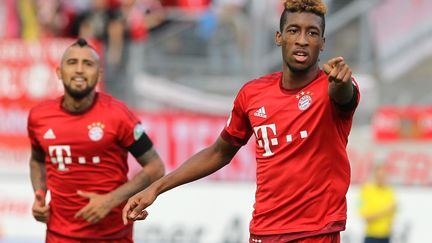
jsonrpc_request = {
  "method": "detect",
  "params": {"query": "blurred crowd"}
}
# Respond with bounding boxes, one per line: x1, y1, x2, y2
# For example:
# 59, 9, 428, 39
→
0, 0, 282, 106
0, 0, 256, 63
0, 0, 272, 105
0, 0, 165, 66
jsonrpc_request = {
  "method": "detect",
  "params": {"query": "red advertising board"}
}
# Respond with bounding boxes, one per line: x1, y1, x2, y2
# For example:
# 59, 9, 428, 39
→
372, 106, 432, 141
0, 38, 103, 108
0, 39, 73, 107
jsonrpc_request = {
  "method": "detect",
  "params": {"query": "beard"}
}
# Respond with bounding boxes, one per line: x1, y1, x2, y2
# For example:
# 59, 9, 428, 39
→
63, 83, 96, 100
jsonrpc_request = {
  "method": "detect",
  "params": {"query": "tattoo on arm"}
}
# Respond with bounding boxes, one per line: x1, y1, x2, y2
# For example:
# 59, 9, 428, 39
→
30, 146, 47, 192
136, 148, 159, 167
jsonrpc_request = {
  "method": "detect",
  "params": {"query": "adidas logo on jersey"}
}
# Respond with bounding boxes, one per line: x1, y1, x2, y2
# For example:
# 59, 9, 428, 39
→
254, 107, 267, 118
43, 129, 56, 139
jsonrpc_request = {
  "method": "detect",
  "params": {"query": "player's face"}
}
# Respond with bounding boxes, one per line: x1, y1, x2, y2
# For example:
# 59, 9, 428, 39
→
57, 46, 100, 99
276, 12, 325, 74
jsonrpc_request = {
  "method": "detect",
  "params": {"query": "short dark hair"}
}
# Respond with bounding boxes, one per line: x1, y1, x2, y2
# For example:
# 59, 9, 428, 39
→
75, 38, 88, 47
279, 0, 327, 36
62, 38, 100, 65
71, 38, 93, 48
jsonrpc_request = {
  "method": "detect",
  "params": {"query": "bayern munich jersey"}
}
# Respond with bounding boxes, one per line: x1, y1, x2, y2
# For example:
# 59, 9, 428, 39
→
221, 71, 360, 235
27, 92, 146, 240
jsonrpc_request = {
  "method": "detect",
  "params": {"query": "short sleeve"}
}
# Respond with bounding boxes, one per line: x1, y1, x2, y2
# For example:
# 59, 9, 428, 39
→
221, 89, 253, 147
116, 106, 144, 148
27, 108, 42, 149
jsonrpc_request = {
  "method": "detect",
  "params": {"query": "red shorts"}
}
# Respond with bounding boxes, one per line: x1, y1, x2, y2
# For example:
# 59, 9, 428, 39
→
46, 230, 133, 243
291, 233, 340, 243
250, 232, 340, 243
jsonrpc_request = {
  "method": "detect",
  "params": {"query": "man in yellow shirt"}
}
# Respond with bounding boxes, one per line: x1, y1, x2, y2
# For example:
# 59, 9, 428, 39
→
359, 164, 397, 243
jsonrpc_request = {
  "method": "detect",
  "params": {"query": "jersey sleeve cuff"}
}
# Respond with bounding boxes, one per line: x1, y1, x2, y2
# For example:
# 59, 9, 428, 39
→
333, 83, 359, 112
220, 130, 248, 147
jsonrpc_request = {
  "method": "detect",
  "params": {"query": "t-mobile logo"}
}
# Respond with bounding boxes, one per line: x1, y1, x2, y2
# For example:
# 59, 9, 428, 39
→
49, 145, 72, 171
48, 145, 101, 171
254, 124, 309, 157
254, 124, 277, 157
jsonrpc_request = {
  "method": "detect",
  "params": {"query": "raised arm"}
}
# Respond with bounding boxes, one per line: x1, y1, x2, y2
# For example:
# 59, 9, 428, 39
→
122, 137, 240, 224
322, 56, 354, 105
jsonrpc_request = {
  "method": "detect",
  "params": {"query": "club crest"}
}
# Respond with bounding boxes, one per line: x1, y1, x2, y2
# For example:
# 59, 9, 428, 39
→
88, 122, 105, 141
296, 91, 313, 111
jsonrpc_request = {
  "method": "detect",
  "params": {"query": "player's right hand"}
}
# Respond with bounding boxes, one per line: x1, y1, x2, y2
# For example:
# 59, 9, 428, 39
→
32, 190, 50, 223
322, 56, 352, 85
122, 188, 157, 225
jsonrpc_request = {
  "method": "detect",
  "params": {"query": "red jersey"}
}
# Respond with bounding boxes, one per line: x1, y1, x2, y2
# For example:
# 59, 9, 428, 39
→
27, 92, 143, 240
221, 71, 360, 236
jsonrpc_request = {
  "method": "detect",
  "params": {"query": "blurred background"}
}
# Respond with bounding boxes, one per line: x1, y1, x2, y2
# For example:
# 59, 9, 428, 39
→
0, 0, 431, 242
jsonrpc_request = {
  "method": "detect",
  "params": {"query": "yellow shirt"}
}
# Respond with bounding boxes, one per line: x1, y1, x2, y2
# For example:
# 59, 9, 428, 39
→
359, 183, 396, 238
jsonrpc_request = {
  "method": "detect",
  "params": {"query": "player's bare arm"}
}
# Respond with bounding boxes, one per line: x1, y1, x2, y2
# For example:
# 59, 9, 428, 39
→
29, 145, 50, 223
75, 147, 165, 224
323, 56, 354, 105
122, 137, 240, 224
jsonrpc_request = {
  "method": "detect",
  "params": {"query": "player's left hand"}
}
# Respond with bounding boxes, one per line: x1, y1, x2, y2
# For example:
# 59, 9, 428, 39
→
74, 190, 117, 224
322, 56, 352, 84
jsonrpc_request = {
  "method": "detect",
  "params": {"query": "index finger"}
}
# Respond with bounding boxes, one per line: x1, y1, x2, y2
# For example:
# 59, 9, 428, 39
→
122, 201, 134, 225
326, 56, 344, 68
74, 205, 89, 219
128, 200, 149, 220
322, 63, 332, 75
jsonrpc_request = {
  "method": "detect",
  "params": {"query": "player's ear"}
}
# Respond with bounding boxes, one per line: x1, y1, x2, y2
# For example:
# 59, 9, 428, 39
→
56, 66, 61, 80
98, 68, 103, 82
275, 31, 282, 46
320, 37, 325, 51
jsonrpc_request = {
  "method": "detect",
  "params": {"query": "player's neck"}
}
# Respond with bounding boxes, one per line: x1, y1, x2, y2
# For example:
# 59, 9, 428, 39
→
62, 92, 96, 113
282, 65, 320, 89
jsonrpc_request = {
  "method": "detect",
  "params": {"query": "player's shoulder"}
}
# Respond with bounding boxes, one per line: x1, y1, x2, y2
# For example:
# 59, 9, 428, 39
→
97, 92, 136, 118
29, 97, 62, 116
98, 92, 126, 108
241, 72, 282, 92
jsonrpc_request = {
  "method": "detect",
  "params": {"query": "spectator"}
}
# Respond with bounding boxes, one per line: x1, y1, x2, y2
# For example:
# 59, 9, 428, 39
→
359, 164, 397, 243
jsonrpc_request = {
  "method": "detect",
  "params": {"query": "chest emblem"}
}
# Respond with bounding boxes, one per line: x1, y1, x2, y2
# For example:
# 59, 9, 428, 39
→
296, 91, 313, 111
88, 122, 105, 141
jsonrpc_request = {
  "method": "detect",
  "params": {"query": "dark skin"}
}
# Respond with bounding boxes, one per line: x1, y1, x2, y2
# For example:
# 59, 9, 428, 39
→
276, 12, 353, 104
30, 45, 165, 224
122, 137, 240, 223
122, 11, 355, 223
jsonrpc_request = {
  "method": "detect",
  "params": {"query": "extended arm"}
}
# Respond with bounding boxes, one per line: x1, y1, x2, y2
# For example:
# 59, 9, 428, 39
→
323, 56, 354, 105
109, 148, 165, 205
122, 137, 240, 223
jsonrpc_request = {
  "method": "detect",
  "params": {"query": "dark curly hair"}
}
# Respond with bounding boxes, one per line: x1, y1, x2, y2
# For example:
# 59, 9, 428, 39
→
279, 0, 327, 36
